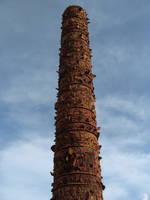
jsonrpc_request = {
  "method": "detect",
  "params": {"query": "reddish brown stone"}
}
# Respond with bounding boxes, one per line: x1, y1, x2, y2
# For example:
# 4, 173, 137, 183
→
51, 5, 104, 200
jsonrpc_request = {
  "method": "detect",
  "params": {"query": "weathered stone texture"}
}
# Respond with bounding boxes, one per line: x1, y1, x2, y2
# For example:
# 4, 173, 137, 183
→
51, 5, 104, 200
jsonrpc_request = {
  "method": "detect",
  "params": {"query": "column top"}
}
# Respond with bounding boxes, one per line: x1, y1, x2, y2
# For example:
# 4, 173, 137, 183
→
63, 5, 87, 18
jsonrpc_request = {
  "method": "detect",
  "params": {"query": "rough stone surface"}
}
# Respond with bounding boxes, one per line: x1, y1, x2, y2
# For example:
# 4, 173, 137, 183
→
51, 5, 104, 200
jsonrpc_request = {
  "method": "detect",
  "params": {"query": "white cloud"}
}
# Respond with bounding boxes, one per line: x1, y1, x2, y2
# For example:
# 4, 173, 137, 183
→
1, 66, 57, 105
142, 193, 149, 200
95, 94, 150, 200
101, 139, 150, 200
104, 184, 127, 200
96, 95, 150, 141
0, 136, 54, 200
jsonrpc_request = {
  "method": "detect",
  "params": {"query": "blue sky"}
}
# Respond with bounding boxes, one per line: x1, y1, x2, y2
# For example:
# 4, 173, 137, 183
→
0, 0, 150, 200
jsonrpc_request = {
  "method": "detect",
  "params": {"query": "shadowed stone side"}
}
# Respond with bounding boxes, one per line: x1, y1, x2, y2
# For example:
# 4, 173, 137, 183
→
51, 5, 104, 200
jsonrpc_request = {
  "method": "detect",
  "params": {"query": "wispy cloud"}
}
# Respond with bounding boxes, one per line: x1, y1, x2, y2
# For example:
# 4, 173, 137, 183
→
96, 95, 150, 141
96, 94, 150, 200
142, 193, 149, 200
0, 135, 53, 200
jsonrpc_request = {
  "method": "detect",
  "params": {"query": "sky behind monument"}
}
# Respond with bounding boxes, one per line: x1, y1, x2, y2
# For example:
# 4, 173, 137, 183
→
0, 0, 150, 200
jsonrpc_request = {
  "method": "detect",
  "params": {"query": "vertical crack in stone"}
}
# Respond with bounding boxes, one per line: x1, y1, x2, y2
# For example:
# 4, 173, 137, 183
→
51, 5, 104, 200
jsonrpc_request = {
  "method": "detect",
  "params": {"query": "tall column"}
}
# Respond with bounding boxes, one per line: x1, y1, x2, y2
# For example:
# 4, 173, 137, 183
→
51, 5, 104, 200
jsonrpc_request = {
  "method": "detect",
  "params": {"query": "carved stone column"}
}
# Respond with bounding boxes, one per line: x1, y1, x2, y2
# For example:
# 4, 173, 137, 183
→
51, 5, 104, 200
